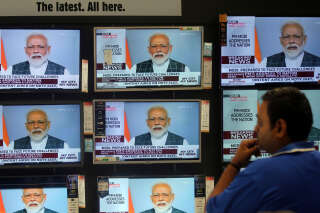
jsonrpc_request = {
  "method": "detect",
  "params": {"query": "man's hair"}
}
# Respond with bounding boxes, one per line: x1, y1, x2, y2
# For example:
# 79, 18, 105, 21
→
147, 106, 169, 119
25, 33, 49, 46
151, 182, 172, 194
148, 33, 171, 46
262, 87, 313, 141
22, 188, 45, 195
281, 21, 305, 36
26, 108, 49, 122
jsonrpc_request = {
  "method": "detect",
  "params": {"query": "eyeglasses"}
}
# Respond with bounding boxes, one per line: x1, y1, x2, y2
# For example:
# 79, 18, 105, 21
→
152, 193, 170, 198
26, 45, 47, 50
281, 34, 303, 41
26, 120, 47, 126
147, 117, 167, 122
23, 193, 43, 199
149, 44, 169, 49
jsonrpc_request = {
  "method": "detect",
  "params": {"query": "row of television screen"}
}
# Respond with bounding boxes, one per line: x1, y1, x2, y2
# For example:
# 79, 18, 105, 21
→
1, 16, 320, 91
1, 92, 319, 166
0, 175, 210, 213
0, 100, 202, 168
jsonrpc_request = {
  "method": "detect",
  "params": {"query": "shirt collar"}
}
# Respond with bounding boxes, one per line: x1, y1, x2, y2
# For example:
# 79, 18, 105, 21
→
272, 141, 315, 157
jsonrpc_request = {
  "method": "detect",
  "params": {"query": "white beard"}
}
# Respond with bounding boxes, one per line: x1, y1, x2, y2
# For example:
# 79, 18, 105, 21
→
27, 53, 49, 68
150, 52, 170, 65
149, 125, 169, 139
28, 127, 48, 142
153, 200, 173, 213
25, 200, 45, 213
283, 43, 304, 59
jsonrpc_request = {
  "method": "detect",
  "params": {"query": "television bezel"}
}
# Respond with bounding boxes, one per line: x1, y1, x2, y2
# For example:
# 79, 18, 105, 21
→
97, 175, 206, 213
92, 99, 202, 164
93, 26, 205, 92
219, 15, 320, 88
0, 100, 84, 169
0, 26, 83, 93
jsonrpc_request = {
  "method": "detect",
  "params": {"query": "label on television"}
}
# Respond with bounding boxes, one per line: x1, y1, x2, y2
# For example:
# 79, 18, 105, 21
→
0, 29, 80, 90
93, 100, 201, 164
94, 27, 203, 91
221, 16, 320, 86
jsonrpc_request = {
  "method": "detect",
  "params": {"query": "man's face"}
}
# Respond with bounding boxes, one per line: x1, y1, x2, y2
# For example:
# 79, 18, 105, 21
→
25, 35, 51, 67
255, 101, 278, 153
25, 111, 50, 142
147, 108, 170, 138
22, 188, 46, 213
151, 184, 174, 213
148, 35, 172, 65
280, 24, 306, 58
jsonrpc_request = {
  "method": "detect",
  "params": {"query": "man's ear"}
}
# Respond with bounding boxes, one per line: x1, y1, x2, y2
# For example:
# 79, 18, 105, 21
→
274, 118, 287, 139
47, 121, 51, 130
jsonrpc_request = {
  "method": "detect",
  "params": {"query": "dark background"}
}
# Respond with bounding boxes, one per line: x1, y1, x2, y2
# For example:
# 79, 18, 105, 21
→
0, 0, 318, 212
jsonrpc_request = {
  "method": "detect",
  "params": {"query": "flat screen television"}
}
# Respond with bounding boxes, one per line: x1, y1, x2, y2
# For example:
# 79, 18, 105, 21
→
222, 89, 320, 161
93, 100, 201, 164
0, 102, 82, 168
220, 16, 320, 86
94, 26, 204, 91
0, 29, 81, 91
97, 176, 206, 213
0, 175, 81, 213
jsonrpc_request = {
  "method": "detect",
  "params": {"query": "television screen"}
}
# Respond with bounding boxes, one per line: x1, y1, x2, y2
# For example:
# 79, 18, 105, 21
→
220, 16, 320, 86
0, 175, 81, 213
98, 176, 206, 213
94, 26, 203, 91
0, 103, 82, 167
222, 89, 320, 161
93, 100, 201, 164
0, 29, 80, 90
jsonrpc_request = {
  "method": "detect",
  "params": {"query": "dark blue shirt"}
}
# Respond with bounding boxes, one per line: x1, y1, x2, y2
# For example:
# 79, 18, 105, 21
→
206, 141, 320, 213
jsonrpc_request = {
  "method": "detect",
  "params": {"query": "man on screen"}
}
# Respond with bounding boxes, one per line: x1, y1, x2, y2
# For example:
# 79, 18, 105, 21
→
141, 182, 186, 213
14, 188, 58, 213
129, 106, 189, 146
11, 33, 69, 75
265, 21, 320, 67
9, 108, 68, 149
131, 33, 191, 73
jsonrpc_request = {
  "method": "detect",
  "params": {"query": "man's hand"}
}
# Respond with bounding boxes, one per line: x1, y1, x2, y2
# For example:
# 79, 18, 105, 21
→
231, 139, 260, 168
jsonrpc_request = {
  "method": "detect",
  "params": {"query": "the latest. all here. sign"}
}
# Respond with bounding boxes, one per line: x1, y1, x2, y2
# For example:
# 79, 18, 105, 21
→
0, 0, 181, 16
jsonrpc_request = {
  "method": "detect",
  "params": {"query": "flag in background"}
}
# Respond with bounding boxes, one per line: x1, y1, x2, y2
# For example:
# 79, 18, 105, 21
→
126, 39, 132, 69
254, 28, 262, 64
0, 190, 6, 213
2, 114, 9, 147
0, 30, 8, 71
128, 188, 135, 213
124, 112, 131, 143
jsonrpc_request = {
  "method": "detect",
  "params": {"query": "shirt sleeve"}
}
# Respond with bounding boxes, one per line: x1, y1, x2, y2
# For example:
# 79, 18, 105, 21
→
206, 170, 261, 213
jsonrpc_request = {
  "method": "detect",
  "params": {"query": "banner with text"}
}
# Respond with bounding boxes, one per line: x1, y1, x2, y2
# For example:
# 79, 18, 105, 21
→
0, 0, 181, 16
